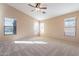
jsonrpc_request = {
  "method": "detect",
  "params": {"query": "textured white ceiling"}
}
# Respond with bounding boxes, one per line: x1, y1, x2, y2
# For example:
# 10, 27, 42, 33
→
8, 3, 79, 20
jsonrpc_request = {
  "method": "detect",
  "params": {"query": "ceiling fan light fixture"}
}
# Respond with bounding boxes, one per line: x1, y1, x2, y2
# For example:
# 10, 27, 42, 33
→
35, 8, 40, 11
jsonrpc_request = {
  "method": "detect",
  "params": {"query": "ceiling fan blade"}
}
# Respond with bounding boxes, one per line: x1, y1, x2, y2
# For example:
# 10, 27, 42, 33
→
42, 11, 46, 14
36, 3, 41, 8
40, 7, 47, 9
31, 10, 35, 12
28, 4, 35, 8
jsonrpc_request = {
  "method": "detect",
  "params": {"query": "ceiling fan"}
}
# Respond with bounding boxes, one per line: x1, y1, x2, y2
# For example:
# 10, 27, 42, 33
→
28, 3, 47, 14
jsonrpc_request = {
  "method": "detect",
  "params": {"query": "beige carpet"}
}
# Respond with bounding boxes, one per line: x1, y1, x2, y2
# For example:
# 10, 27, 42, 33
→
0, 37, 79, 56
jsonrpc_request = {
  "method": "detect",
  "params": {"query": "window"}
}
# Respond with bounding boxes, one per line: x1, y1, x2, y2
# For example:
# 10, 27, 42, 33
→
40, 23, 44, 34
64, 17, 76, 37
34, 22, 44, 35
4, 17, 16, 35
34, 22, 40, 35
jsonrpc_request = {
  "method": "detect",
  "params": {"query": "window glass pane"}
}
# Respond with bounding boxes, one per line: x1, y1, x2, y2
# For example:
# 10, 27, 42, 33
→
64, 17, 76, 27
5, 26, 13, 35
40, 23, 44, 34
64, 28, 75, 37
5, 17, 14, 26
4, 17, 16, 35
34, 22, 40, 35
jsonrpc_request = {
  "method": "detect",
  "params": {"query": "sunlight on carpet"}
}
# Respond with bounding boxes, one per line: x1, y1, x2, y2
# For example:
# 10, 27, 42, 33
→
14, 41, 48, 44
